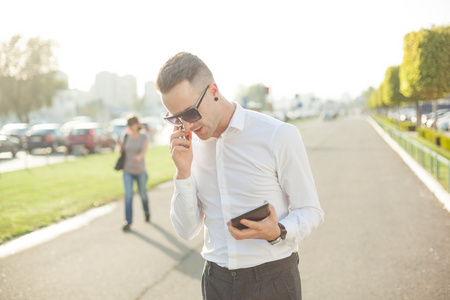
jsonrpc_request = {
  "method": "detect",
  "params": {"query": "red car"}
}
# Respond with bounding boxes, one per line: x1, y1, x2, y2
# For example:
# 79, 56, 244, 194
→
66, 122, 116, 154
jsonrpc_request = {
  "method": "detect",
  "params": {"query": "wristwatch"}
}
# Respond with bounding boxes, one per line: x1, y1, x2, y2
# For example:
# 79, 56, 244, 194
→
268, 223, 287, 245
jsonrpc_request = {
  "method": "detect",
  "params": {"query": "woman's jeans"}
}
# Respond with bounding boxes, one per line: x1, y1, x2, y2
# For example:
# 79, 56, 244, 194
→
123, 171, 149, 224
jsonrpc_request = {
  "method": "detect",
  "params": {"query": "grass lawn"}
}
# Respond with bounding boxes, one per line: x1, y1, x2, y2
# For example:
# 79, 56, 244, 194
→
0, 145, 175, 245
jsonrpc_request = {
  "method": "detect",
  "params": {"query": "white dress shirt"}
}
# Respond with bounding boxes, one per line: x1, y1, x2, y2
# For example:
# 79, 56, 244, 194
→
170, 103, 324, 270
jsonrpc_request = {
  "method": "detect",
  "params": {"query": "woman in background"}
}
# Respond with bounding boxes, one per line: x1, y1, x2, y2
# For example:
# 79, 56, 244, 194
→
120, 116, 150, 231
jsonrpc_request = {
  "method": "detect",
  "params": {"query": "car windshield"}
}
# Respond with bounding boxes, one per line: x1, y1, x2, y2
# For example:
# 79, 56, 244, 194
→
29, 129, 55, 135
70, 128, 93, 135
4, 128, 27, 135
112, 125, 126, 132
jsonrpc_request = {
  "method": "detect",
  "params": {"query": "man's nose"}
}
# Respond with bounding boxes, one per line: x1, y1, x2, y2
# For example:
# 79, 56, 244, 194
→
182, 120, 195, 130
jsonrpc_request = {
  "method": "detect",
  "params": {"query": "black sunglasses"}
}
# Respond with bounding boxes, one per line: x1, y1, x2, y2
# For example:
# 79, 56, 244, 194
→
164, 85, 210, 126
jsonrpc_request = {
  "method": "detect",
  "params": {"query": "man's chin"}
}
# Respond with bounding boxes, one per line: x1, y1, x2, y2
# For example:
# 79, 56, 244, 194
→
194, 127, 212, 140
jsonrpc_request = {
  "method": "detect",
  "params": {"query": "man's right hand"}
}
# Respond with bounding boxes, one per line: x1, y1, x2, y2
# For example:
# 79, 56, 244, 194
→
169, 126, 193, 179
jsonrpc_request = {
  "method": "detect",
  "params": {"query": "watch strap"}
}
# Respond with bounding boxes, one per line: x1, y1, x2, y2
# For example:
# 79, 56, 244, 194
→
268, 223, 287, 245
279, 223, 287, 240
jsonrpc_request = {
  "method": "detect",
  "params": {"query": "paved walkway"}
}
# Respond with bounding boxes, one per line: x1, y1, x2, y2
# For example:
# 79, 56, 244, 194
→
1, 115, 449, 300
298, 115, 450, 300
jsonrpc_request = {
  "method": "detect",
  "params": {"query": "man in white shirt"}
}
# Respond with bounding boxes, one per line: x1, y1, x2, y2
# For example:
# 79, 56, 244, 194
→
156, 52, 324, 300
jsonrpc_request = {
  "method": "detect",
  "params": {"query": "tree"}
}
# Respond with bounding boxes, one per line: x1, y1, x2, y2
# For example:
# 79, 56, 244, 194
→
363, 86, 376, 102
382, 66, 407, 106
381, 66, 410, 123
375, 85, 385, 109
367, 87, 381, 110
365, 87, 376, 109
238, 83, 269, 111
367, 91, 375, 109
399, 25, 450, 126
0, 35, 67, 122
82, 99, 105, 120
400, 25, 450, 100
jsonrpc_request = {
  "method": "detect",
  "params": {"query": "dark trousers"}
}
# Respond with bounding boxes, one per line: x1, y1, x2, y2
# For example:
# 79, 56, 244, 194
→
202, 252, 301, 300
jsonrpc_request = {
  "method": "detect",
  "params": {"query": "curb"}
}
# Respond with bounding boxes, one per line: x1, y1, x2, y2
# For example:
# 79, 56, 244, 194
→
367, 116, 450, 214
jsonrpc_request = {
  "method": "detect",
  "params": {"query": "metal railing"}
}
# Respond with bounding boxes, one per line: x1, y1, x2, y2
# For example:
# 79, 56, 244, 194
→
375, 118, 450, 191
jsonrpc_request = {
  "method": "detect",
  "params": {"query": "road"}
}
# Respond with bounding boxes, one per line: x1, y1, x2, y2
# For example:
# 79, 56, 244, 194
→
0, 149, 76, 174
0, 115, 449, 300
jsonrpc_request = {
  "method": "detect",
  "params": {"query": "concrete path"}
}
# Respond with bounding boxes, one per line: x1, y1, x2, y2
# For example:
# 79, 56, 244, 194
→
298, 115, 450, 300
0, 115, 449, 300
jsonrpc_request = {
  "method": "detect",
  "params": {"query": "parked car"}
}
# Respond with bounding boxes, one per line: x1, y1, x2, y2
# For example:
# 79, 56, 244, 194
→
0, 133, 21, 157
0, 123, 29, 149
140, 116, 163, 141
61, 116, 93, 135
66, 122, 116, 154
108, 118, 128, 142
435, 113, 450, 131
399, 108, 417, 123
425, 109, 450, 128
321, 110, 338, 121
24, 123, 66, 153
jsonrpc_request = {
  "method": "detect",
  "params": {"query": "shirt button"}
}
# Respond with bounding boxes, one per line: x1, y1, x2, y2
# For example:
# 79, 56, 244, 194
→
231, 272, 237, 277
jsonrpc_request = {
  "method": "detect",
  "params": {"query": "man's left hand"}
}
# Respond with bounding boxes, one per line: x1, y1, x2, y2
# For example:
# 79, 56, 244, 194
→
226, 203, 281, 241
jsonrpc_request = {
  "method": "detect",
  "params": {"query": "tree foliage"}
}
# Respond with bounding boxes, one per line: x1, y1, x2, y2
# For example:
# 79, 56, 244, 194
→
399, 25, 450, 101
368, 83, 387, 109
363, 86, 376, 102
0, 35, 67, 122
382, 66, 407, 106
368, 25, 449, 113
236, 83, 269, 110
375, 84, 384, 107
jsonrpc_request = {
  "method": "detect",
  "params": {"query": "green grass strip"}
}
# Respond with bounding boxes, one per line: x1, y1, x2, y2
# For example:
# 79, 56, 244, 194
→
0, 145, 175, 244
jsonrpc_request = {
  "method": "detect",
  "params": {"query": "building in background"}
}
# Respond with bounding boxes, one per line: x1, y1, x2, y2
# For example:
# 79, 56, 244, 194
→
29, 71, 138, 125
143, 81, 164, 117
91, 72, 138, 121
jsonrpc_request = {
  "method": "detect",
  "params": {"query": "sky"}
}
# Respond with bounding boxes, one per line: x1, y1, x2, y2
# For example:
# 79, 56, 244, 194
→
1, 0, 449, 102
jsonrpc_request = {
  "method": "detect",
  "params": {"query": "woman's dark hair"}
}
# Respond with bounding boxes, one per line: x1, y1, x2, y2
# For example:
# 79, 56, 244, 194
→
127, 116, 139, 127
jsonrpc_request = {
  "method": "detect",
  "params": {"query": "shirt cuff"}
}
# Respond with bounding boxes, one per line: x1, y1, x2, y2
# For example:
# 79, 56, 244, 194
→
279, 220, 295, 246
174, 175, 195, 196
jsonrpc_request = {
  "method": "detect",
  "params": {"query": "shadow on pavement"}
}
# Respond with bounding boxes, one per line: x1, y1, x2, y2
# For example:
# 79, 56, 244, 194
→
128, 229, 188, 261
151, 223, 191, 253
127, 222, 202, 281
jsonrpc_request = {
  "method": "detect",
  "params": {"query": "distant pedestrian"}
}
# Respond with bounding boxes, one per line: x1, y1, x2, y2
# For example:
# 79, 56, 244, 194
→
120, 116, 150, 231
156, 52, 324, 299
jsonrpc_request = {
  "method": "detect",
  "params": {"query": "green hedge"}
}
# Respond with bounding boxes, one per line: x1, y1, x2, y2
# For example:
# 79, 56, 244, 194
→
416, 127, 450, 150
398, 121, 416, 131
440, 135, 450, 151
417, 127, 442, 142
376, 115, 416, 131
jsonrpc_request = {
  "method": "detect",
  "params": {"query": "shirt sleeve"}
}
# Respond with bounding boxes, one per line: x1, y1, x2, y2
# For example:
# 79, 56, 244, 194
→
170, 175, 204, 240
273, 123, 324, 246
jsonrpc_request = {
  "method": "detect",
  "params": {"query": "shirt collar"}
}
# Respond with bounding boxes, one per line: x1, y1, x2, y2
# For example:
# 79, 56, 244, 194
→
227, 102, 246, 131
201, 102, 245, 142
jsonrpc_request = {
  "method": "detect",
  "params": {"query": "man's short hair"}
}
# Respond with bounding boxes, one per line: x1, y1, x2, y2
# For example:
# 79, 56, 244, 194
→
155, 52, 214, 94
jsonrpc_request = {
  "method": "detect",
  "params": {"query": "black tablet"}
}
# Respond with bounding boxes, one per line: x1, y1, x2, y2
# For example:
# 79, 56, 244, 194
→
230, 203, 270, 230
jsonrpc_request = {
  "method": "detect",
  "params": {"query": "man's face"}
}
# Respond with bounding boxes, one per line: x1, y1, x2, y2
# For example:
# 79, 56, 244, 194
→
162, 80, 218, 140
